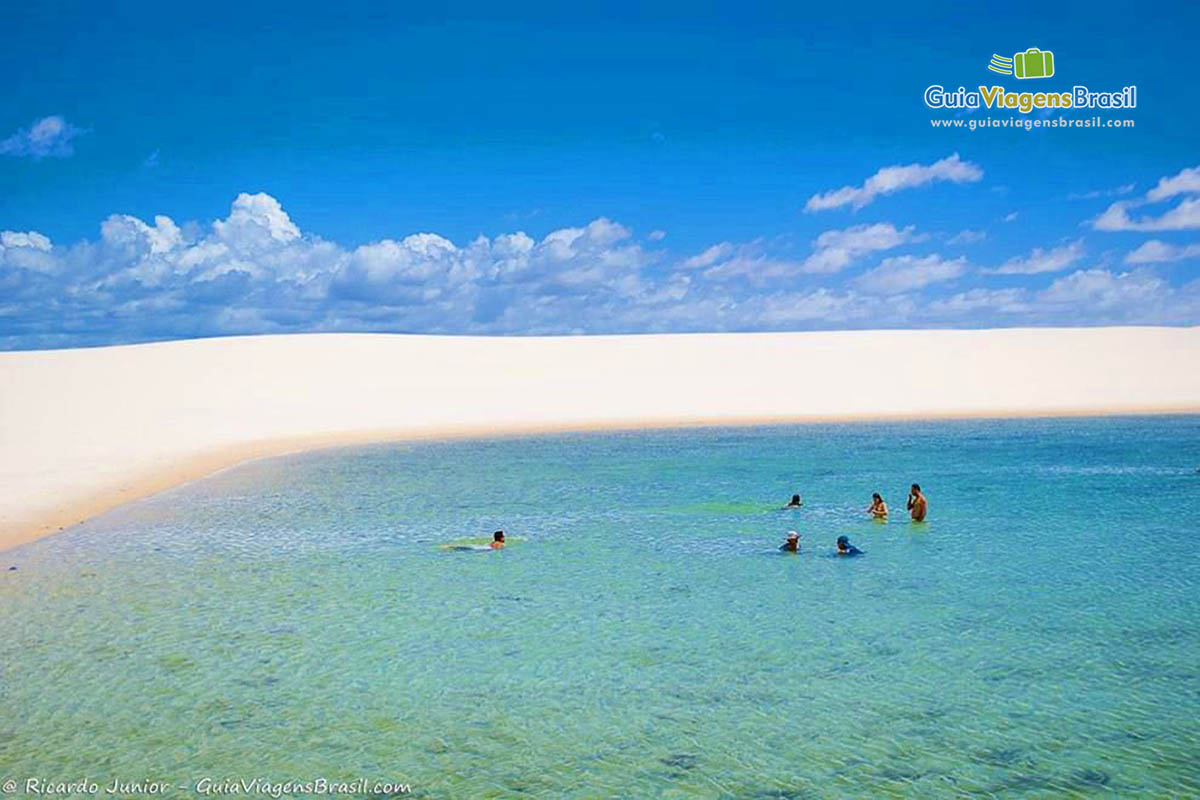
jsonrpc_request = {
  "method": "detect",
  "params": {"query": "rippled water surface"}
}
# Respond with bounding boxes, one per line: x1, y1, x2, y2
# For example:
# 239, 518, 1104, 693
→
2, 417, 1199, 798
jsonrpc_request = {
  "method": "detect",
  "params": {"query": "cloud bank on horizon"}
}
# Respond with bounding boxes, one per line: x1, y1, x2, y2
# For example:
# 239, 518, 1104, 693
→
2, 156, 1199, 349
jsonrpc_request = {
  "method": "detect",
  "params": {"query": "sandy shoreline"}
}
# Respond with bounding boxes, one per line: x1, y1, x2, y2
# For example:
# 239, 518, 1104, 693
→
3, 327, 1199, 552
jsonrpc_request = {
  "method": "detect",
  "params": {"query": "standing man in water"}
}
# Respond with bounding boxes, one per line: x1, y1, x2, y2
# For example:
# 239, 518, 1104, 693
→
907, 484, 927, 522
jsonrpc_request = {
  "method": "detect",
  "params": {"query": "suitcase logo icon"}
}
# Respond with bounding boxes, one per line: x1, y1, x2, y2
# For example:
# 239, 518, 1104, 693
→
1014, 48, 1054, 79
987, 48, 1055, 79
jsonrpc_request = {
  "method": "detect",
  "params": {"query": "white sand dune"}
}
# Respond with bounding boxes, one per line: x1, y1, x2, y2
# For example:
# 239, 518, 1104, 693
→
2, 327, 1198, 551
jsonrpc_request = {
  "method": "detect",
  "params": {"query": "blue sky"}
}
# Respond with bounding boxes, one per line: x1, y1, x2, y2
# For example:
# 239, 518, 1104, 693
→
1, 0, 1198, 348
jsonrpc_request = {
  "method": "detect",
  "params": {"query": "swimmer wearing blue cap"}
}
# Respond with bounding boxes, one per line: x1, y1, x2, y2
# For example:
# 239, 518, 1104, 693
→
836, 536, 863, 556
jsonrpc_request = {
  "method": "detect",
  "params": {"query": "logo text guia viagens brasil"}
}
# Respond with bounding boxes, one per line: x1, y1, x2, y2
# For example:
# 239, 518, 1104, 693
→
925, 48, 1136, 114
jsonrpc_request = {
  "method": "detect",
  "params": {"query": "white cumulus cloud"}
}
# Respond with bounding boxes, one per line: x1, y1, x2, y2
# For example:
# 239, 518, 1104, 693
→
1039, 269, 1168, 311
0, 229, 57, 274
1124, 239, 1200, 264
988, 239, 1085, 275
1094, 197, 1200, 232
801, 223, 918, 274
0, 116, 85, 159
947, 229, 986, 246
213, 192, 302, 247
805, 153, 983, 212
1146, 166, 1200, 202
1, 231, 52, 251
679, 240, 806, 284
927, 288, 1028, 315
1094, 165, 1200, 232
855, 254, 967, 295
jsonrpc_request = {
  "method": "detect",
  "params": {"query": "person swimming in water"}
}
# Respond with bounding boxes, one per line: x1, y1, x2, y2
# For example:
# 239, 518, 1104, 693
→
836, 535, 862, 556
784, 494, 803, 508
490, 530, 506, 549
779, 531, 800, 552
906, 484, 927, 522
867, 492, 888, 519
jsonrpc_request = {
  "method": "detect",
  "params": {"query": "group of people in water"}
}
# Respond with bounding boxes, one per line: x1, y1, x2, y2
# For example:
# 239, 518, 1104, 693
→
865, 484, 927, 521
474, 486, 927, 556
777, 530, 864, 555
778, 484, 928, 556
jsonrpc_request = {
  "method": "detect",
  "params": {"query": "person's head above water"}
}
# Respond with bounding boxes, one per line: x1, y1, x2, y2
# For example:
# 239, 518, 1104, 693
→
788, 494, 802, 506
493, 530, 505, 542
911, 483, 921, 493
872, 492, 883, 502
836, 535, 863, 555
780, 531, 800, 552
787, 531, 799, 541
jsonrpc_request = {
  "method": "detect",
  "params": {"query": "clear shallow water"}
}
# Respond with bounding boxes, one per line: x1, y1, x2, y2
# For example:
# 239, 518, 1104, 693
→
2, 417, 1199, 798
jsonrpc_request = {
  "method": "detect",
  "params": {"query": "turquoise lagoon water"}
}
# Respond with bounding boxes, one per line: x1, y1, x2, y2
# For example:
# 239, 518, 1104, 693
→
2, 417, 1199, 798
